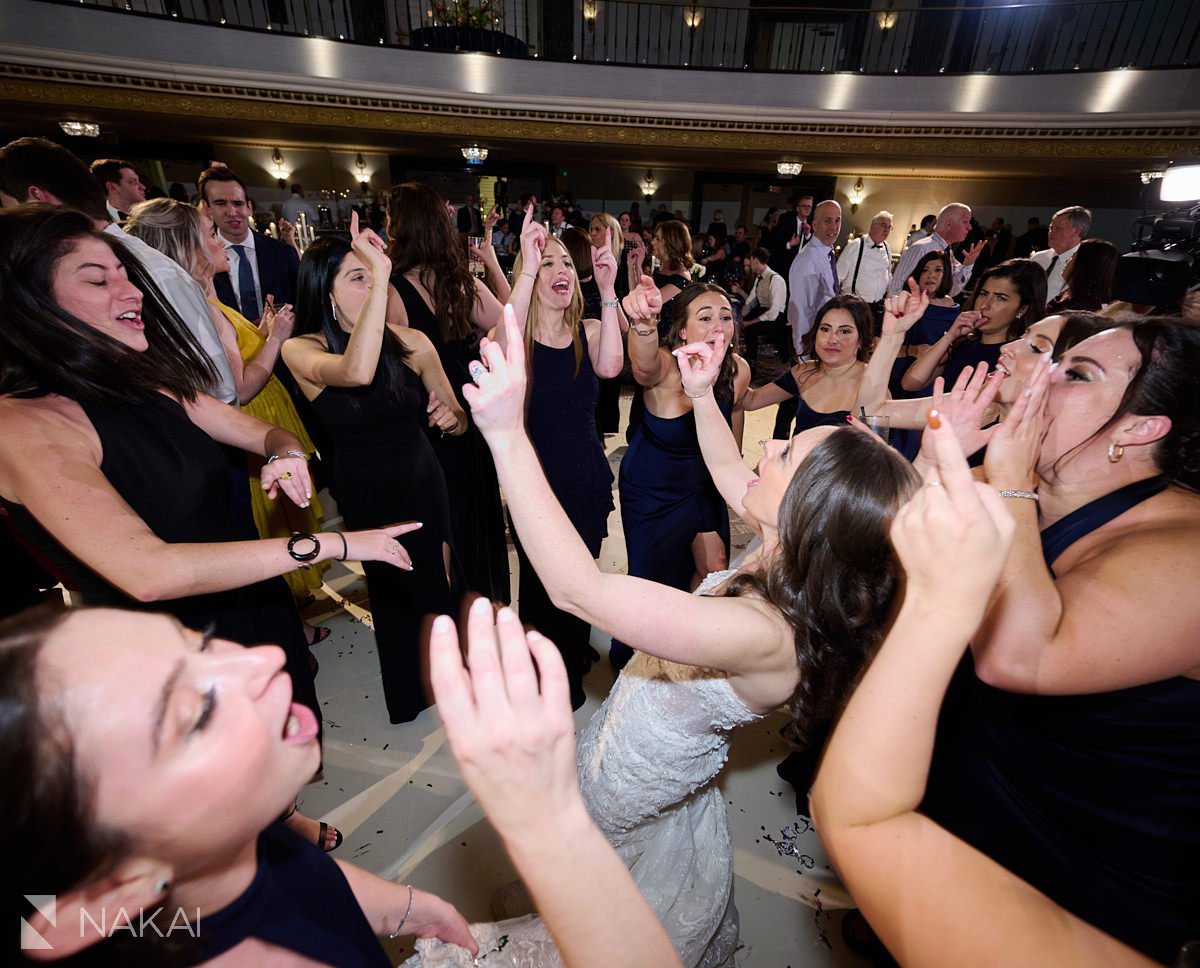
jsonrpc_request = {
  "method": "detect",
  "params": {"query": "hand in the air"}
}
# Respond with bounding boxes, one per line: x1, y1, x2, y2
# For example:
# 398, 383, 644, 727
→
462, 304, 527, 440
349, 210, 390, 277
592, 228, 618, 296
621, 274, 663, 323
880, 277, 931, 337
672, 330, 728, 398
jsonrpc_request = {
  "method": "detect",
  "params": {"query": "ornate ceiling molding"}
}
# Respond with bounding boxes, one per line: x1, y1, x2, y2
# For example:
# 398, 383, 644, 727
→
4, 65, 1199, 161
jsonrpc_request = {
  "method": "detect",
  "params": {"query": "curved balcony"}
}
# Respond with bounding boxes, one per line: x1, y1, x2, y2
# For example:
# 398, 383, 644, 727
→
27, 0, 1200, 74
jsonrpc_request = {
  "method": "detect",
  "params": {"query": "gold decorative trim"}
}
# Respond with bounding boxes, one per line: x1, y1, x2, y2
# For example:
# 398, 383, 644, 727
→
4, 66, 1199, 160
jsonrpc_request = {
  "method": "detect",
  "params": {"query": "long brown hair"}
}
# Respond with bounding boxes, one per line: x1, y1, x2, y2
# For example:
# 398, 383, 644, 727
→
667, 283, 740, 407
386, 182, 477, 343
655, 219, 695, 273
512, 236, 585, 376
726, 428, 920, 751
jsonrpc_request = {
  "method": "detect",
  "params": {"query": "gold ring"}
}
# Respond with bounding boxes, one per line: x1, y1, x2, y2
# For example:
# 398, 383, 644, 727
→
280, 471, 292, 480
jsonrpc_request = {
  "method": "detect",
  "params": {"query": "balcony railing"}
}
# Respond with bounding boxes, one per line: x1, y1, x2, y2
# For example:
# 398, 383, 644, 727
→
33, 0, 1200, 75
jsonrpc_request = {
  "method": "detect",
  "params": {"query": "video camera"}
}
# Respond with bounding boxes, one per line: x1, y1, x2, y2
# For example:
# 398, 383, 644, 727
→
1115, 203, 1200, 306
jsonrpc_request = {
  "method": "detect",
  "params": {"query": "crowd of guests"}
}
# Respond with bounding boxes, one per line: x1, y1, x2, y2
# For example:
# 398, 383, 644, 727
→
1, 133, 1197, 968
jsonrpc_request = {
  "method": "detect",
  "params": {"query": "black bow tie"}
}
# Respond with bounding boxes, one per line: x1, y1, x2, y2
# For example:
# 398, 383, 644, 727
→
871, 243, 884, 248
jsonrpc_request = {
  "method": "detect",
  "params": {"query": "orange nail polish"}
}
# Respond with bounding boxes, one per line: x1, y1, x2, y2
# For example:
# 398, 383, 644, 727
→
928, 410, 942, 429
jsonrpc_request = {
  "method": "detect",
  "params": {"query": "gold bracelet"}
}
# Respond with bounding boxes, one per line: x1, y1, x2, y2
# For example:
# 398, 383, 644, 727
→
631, 325, 655, 337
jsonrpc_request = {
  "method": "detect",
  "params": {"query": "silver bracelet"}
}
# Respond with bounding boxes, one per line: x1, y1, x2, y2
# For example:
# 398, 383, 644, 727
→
388, 884, 415, 939
267, 450, 309, 464
601, 298, 619, 308
998, 489, 1038, 501
683, 386, 712, 400
521, 271, 537, 280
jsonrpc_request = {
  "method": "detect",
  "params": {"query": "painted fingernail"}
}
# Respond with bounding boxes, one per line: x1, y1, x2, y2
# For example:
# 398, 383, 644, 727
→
845, 414, 853, 422
300, 502, 309, 509
432, 614, 453, 633
471, 596, 491, 615
928, 409, 942, 429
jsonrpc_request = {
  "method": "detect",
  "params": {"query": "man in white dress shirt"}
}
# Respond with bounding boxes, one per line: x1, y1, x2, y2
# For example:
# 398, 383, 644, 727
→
1031, 205, 1090, 302
888, 203, 985, 297
89, 158, 146, 224
787, 199, 843, 356
281, 182, 318, 227
838, 211, 894, 307
733, 246, 789, 375
0, 137, 237, 404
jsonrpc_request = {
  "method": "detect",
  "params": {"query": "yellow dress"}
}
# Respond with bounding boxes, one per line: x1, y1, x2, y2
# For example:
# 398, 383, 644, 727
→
211, 299, 328, 599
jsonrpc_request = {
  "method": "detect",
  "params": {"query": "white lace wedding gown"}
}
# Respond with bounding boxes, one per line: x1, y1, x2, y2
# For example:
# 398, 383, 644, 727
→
405, 570, 763, 967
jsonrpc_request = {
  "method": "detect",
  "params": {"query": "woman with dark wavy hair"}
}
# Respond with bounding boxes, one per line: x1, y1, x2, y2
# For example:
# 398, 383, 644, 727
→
284, 216, 466, 724
612, 282, 750, 668
420, 309, 918, 967
739, 293, 881, 438
385, 182, 509, 603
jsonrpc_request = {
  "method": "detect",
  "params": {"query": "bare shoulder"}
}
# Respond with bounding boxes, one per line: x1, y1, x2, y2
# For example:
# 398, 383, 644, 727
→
0, 395, 100, 491
1058, 486, 1200, 578
395, 325, 435, 356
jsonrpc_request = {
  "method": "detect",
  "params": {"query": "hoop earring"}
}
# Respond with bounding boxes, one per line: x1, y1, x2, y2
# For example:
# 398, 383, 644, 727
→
1107, 443, 1125, 463
330, 298, 339, 324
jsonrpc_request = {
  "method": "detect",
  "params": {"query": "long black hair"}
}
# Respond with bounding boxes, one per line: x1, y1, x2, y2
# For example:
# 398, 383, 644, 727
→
966, 258, 1047, 341
294, 235, 409, 403
0, 205, 216, 405
726, 428, 920, 751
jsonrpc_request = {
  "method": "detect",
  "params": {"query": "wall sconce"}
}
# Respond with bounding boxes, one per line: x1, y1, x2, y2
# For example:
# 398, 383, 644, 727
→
1139, 170, 1164, 185
876, 4, 898, 31
683, 5, 702, 29
848, 177, 865, 213
461, 145, 489, 165
776, 161, 802, 177
641, 169, 657, 200
354, 152, 369, 191
270, 148, 287, 189
583, 0, 597, 28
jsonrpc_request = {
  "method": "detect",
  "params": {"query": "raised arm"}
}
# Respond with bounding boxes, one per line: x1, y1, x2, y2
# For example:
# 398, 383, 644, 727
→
810, 416, 1149, 967
622, 274, 671, 386
674, 333, 757, 517
475, 206, 512, 305
582, 228, 624, 379
855, 284, 928, 413
495, 202, 545, 355
430, 601, 684, 968
464, 310, 782, 673
900, 311, 981, 392
281, 213, 392, 390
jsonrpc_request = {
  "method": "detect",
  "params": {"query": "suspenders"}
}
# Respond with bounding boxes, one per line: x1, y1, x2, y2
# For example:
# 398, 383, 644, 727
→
850, 239, 890, 297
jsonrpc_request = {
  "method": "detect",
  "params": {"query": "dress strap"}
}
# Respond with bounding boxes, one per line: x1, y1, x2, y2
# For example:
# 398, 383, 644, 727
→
1040, 476, 1167, 574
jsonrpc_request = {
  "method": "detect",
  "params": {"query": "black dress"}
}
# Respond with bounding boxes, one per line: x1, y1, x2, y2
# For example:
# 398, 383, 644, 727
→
769, 367, 854, 439
582, 275, 624, 438
653, 270, 693, 340
392, 274, 510, 603
519, 324, 613, 703
308, 359, 453, 723
193, 822, 389, 966
2, 393, 320, 729
922, 477, 1200, 964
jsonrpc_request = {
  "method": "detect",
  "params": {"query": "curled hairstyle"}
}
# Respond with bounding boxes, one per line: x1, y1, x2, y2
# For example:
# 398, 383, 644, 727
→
666, 283, 740, 407
512, 235, 585, 376
800, 294, 873, 364
655, 219, 695, 272
123, 198, 213, 283
0, 204, 216, 404
385, 182, 477, 343
295, 235, 410, 403
907, 249, 953, 299
967, 258, 1047, 341
1069, 316, 1200, 491
726, 428, 920, 751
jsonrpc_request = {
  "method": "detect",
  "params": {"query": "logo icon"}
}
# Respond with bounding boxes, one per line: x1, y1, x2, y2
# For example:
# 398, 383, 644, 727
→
21, 895, 56, 950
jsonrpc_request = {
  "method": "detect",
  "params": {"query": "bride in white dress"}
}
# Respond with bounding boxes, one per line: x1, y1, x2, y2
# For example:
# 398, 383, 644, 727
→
408, 298, 921, 967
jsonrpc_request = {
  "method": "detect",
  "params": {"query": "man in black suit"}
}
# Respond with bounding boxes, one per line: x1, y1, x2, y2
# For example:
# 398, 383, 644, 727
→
457, 194, 482, 235
199, 166, 299, 320
768, 194, 812, 275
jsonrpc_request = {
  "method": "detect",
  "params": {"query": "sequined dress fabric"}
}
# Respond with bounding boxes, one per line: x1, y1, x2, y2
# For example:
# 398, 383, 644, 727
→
406, 569, 762, 967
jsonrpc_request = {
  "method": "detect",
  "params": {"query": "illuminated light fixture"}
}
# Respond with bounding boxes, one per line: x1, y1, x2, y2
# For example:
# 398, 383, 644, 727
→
1160, 164, 1200, 202
848, 177, 865, 213
355, 152, 370, 192
1140, 171, 1164, 185
461, 145, 488, 164
683, 5, 702, 29
776, 161, 802, 177
641, 169, 657, 199
583, 0, 598, 23
270, 147, 287, 189
876, 4, 898, 31
59, 120, 99, 138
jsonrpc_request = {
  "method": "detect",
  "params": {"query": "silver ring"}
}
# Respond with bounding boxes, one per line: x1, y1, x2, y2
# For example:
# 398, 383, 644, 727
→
925, 480, 942, 488
468, 360, 487, 384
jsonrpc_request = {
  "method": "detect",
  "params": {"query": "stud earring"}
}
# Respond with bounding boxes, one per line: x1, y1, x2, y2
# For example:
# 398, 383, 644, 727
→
1107, 442, 1125, 463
